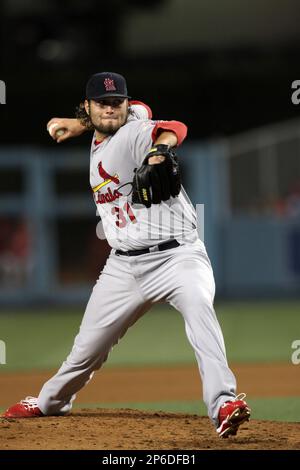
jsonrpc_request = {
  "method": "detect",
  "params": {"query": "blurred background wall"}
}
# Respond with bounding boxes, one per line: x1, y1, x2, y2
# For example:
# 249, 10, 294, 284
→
1, 0, 300, 304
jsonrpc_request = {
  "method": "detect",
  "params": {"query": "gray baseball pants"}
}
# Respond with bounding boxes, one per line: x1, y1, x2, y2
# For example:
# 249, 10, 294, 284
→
38, 239, 236, 426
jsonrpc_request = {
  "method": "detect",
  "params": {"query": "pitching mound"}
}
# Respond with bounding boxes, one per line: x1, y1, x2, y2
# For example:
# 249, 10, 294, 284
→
1, 408, 299, 450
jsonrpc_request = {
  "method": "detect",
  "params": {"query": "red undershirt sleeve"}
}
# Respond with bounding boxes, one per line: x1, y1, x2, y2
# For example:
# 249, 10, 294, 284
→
151, 120, 188, 146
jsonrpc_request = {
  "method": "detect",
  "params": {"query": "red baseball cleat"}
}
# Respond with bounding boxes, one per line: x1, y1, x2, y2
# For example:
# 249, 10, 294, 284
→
3, 396, 43, 418
217, 393, 251, 438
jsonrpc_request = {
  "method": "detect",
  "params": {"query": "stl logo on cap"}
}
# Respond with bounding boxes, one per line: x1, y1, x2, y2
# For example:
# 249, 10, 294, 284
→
104, 78, 116, 92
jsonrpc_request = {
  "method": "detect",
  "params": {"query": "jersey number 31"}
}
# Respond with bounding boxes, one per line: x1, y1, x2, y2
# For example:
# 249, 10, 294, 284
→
111, 203, 137, 228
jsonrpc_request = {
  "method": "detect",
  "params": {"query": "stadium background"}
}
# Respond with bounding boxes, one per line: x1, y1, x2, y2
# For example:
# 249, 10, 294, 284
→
0, 0, 300, 442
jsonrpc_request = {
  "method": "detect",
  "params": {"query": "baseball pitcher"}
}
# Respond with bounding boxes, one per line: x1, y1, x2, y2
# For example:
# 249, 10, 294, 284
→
3, 72, 250, 438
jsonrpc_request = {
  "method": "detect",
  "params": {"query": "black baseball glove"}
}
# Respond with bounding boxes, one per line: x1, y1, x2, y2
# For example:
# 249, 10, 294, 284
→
131, 144, 181, 208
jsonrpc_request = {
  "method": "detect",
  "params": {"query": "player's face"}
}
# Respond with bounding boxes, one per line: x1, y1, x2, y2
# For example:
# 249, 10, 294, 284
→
86, 98, 129, 135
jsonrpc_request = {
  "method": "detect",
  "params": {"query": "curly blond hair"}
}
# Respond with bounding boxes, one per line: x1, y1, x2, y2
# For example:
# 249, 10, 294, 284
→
75, 102, 94, 130
75, 101, 133, 131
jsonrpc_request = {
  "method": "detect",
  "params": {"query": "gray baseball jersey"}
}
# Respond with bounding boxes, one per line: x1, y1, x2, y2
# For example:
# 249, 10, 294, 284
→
90, 115, 198, 250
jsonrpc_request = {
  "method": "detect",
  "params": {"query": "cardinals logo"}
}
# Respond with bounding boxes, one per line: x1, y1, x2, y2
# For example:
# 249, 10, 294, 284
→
103, 78, 116, 92
98, 162, 119, 185
93, 162, 122, 204
92, 162, 120, 193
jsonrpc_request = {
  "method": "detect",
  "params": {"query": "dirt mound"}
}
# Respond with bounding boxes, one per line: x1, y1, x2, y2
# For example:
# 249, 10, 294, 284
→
1, 408, 299, 450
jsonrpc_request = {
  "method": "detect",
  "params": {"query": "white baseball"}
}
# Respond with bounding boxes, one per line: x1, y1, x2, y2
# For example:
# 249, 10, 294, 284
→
48, 122, 58, 137
48, 123, 65, 138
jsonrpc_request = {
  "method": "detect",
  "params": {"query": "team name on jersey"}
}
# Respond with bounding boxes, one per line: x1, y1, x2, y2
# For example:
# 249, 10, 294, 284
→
94, 187, 123, 204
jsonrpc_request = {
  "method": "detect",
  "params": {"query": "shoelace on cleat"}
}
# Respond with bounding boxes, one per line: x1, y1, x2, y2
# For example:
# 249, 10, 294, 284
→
220, 392, 247, 409
20, 396, 38, 410
235, 393, 246, 401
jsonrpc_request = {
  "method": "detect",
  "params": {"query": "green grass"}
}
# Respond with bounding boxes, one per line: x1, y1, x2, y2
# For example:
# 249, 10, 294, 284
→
72, 396, 300, 422
217, 300, 300, 363
0, 301, 299, 371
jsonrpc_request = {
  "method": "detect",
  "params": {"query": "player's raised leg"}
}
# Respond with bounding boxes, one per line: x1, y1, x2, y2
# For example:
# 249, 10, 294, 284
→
3, 254, 150, 418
